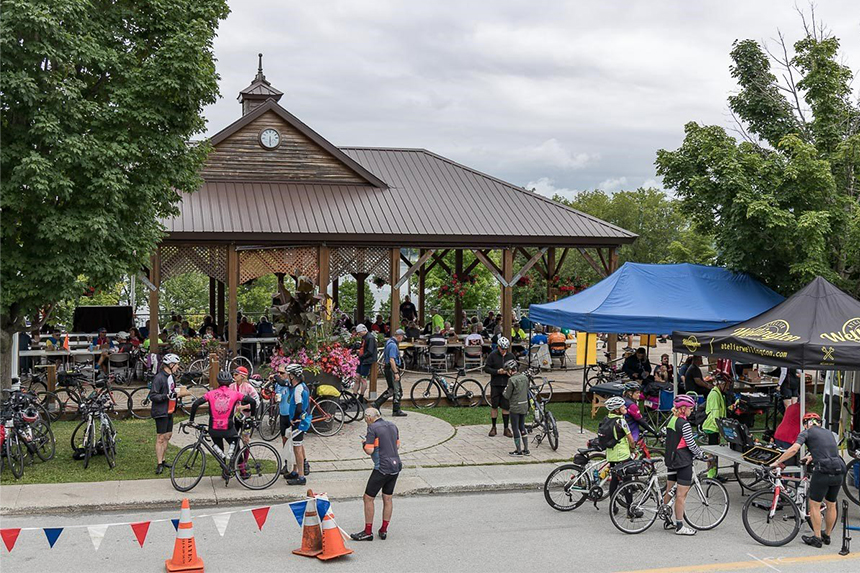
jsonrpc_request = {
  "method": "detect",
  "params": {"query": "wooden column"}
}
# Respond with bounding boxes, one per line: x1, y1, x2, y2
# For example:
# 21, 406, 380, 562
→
390, 248, 401, 331
418, 249, 426, 326
546, 247, 556, 301
227, 245, 239, 354
356, 273, 368, 324
208, 352, 219, 389
217, 281, 225, 336
149, 248, 161, 354
501, 248, 513, 338
208, 277, 216, 318
331, 278, 339, 310
607, 247, 620, 358
318, 246, 330, 298
454, 250, 464, 333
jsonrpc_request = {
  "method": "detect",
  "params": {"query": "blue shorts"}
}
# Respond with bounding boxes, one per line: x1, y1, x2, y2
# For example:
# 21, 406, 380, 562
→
358, 364, 371, 377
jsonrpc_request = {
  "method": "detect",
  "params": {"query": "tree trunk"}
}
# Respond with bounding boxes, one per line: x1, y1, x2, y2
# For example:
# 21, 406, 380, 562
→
1, 326, 14, 389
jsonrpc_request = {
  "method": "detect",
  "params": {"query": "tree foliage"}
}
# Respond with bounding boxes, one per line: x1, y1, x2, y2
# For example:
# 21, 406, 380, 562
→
656, 23, 859, 296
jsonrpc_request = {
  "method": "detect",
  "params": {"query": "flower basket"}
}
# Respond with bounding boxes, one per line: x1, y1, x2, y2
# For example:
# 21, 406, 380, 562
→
439, 273, 476, 300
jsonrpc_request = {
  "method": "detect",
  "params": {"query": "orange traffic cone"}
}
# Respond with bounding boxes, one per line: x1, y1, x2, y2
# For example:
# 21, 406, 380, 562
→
317, 506, 353, 561
166, 498, 204, 573
293, 489, 323, 557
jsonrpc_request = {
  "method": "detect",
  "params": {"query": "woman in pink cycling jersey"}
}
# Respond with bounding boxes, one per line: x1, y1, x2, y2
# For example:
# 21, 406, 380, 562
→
663, 394, 705, 536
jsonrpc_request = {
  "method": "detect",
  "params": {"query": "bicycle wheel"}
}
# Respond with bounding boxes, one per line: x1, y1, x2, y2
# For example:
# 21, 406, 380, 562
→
741, 489, 801, 546
127, 387, 152, 420
5, 431, 25, 479
229, 356, 254, 376
453, 379, 484, 407
106, 388, 131, 419
684, 477, 729, 530
187, 358, 211, 379
234, 441, 281, 490
83, 422, 95, 469
102, 422, 116, 469
170, 444, 207, 491
537, 379, 553, 402
410, 379, 441, 408
339, 390, 365, 423
258, 403, 280, 442
31, 420, 56, 462
546, 411, 559, 451
843, 459, 859, 506
55, 388, 82, 419
609, 481, 659, 534
22, 375, 48, 395
734, 463, 768, 492
543, 464, 591, 511
35, 391, 64, 422
309, 399, 344, 437
179, 383, 209, 415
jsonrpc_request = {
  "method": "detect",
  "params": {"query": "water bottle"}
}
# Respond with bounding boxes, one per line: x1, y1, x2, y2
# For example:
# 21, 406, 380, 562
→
592, 467, 600, 482
211, 443, 225, 459
225, 442, 236, 460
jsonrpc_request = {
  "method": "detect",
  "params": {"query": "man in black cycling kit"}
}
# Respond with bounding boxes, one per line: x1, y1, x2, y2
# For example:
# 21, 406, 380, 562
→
152, 353, 181, 475
770, 412, 846, 548
188, 372, 256, 480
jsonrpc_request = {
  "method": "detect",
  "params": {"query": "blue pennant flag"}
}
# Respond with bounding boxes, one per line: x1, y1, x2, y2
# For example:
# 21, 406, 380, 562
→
44, 528, 63, 548
171, 519, 179, 531
315, 497, 331, 519
289, 500, 307, 527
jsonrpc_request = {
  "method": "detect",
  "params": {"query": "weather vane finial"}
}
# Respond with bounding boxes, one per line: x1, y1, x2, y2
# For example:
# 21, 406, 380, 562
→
258, 53, 263, 75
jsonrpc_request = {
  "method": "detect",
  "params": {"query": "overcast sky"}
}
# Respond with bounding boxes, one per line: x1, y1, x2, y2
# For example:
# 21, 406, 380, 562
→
202, 1, 860, 199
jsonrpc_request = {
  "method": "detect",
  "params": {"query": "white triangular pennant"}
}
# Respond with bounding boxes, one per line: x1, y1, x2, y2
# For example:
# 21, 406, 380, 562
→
211, 513, 231, 537
87, 524, 109, 551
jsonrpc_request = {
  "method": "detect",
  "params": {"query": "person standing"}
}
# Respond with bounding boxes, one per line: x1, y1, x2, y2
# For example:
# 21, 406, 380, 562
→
151, 353, 181, 474
602, 397, 637, 509
502, 360, 530, 456
275, 364, 311, 486
230, 366, 260, 450
663, 394, 706, 536
374, 329, 407, 417
351, 408, 402, 541
484, 337, 515, 437
431, 308, 445, 333
399, 295, 418, 323
355, 324, 377, 402
703, 376, 729, 479
770, 412, 846, 548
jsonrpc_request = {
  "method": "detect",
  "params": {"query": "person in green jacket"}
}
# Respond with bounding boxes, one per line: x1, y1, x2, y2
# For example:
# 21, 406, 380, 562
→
703, 376, 729, 479
502, 359, 530, 456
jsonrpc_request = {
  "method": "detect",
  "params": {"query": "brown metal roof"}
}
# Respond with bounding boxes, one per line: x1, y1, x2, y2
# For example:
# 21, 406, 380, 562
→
163, 147, 636, 248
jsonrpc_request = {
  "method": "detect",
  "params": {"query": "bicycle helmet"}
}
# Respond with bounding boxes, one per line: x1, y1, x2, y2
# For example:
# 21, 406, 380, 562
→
503, 359, 519, 372
803, 412, 821, 424
116, 331, 129, 340
674, 394, 696, 408
622, 381, 641, 393
285, 363, 304, 378
497, 337, 511, 349
163, 353, 181, 365
21, 406, 39, 424
216, 371, 232, 385
605, 396, 626, 411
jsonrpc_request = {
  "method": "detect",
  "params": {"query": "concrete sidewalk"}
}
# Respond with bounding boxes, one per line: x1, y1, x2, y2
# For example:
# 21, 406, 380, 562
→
0, 462, 559, 516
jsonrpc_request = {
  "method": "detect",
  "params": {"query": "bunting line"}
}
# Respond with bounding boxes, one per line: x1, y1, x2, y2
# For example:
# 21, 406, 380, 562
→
87, 525, 109, 551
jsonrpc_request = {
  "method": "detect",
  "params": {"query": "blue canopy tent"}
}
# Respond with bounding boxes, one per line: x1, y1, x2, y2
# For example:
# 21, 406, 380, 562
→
528, 262, 784, 334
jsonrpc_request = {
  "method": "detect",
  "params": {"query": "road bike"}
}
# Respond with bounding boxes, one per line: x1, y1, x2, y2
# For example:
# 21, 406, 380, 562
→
1, 390, 56, 479
543, 433, 663, 511
522, 365, 553, 402
306, 392, 345, 436
741, 466, 833, 546
585, 352, 622, 388
127, 371, 209, 420
70, 393, 118, 470
609, 457, 729, 534
187, 349, 254, 379
171, 421, 281, 491
842, 431, 860, 506
53, 371, 132, 420
526, 382, 559, 451
409, 368, 485, 408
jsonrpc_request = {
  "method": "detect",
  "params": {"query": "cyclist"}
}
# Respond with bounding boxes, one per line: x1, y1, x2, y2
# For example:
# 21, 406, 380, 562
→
484, 336, 515, 437
354, 324, 376, 403
502, 359, 530, 456
603, 397, 637, 509
229, 366, 260, 449
275, 363, 311, 486
621, 382, 654, 442
769, 412, 846, 548
703, 375, 729, 479
188, 371, 256, 479
664, 394, 706, 536
152, 353, 181, 475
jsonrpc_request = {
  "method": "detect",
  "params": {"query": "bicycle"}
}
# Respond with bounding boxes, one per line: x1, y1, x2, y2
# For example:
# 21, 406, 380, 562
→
526, 382, 559, 451
170, 420, 281, 491
409, 368, 485, 408
54, 371, 132, 420
741, 466, 834, 546
70, 393, 118, 470
523, 365, 553, 402
842, 431, 860, 506
127, 371, 209, 420
306, 391, 345, 436
1, 391, 56, 478
187, 349, 254, 379
543, 432, 663, 511
585, 352, 622, 388
609, 457, 729, 534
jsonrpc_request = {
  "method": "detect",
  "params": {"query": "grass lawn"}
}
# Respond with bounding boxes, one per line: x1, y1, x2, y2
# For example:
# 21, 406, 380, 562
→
406, 401, 601, 434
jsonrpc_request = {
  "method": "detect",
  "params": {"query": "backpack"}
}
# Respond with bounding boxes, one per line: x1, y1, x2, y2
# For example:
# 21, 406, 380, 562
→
596, 417, 623, 450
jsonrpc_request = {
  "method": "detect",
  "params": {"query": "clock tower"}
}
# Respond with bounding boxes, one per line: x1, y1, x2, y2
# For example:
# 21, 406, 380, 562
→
238, 53, 283, 116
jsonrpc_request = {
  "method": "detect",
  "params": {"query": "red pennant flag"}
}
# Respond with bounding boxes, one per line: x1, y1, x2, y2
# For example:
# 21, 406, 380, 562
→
251, 507, 270, 531
1, 529, 21, 552
130, 522, 151, 548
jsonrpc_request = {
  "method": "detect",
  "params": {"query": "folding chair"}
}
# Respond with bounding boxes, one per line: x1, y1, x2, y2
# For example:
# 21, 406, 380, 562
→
463, 344, 483, 371
428, 344, 450, 371
549, 341, 567, 369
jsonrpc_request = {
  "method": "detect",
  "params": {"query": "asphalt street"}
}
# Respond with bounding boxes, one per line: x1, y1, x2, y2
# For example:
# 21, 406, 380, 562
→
1, 489, 859, 573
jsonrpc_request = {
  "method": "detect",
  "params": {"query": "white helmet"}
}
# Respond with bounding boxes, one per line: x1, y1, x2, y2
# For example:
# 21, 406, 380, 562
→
285, 363, 304, 378
117, 331, 129, 340
163, 353, 181, 365
605, 397, 626, 412
497, 337, 511, 349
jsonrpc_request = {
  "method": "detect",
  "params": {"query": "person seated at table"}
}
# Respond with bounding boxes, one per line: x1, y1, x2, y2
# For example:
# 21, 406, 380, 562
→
116, 331, 134, 353
510, 320, 527, 341
238, 315, 256, 338
547, 327, 566, 347
181, 320, 197, 338
142, 332, 165, 352
622, 347, 653, 383
654, 353, 673, 383
431, 308, 445, 333
199, 315, 217, 338
465, 324, 484, 346
256, 315, 274, 336
483, 311, 496, 329
492, 315, 503, 338
129, 327, 143, 348
531, 324, 548, 345
460, 310, 469, 332
371, 314, 385, 334
45, 328, 63, 350
90, 327, 116, 373
404, 321, 422, 341
428, 328, 447, 347
202, 326, 217, 340
166, 314, 181, 333
139, 320, 150, 341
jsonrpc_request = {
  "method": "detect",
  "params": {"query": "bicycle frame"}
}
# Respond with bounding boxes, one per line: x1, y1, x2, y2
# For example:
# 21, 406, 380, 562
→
184, 426, 239, 474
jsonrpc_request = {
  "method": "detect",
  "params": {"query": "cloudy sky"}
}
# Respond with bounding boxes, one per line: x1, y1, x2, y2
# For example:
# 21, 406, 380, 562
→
202, 1, 860, 199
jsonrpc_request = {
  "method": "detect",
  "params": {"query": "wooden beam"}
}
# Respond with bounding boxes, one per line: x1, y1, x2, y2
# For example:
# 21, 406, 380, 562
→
597, 248, 610, 276
418, 249, 426, 326
149, 248, 160, 355
577, 248, 607, 278
208, 277, 216, 318
473, 249, 507, 285
501, 249, 513, 338
546, 247, 556, 300
318, 245, 330, 293
400, 253, 412, 267
608, 247, 619, 273
454, 250, 464, 334
217, 280, 225, 336
554, 247, 570, 277
331, 278, 339, 310
394, 249, 435, 289
355, 273, 368, 324
463, 256, 481, 277
424, 249, 451, 274
227, 245, 239, 353
510, 247, 548, 286
390, 248, 401, 332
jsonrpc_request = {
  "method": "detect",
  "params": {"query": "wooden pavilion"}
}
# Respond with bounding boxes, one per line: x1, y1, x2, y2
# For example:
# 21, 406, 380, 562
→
148, 56, 636, 358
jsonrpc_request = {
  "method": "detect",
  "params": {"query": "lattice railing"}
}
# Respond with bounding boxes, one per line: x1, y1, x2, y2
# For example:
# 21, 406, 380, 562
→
238, 247, 318, 284
330, 247, 390, 279
160, 245, 228, 283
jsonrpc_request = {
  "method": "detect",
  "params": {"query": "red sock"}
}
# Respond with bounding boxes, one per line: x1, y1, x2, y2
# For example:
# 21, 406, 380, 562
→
364, 523, 373, 535
380, 520, 389, 533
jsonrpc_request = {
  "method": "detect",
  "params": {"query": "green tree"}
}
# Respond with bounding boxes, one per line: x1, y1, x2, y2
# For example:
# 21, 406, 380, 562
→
0, 0, 229, 385
160, 273, 209, 320
656, 24, 860, 295
238, 275, 278, 318
337, 278, 375, 318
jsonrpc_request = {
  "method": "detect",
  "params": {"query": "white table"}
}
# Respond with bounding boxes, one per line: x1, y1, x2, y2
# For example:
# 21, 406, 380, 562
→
239, 337, 279, 364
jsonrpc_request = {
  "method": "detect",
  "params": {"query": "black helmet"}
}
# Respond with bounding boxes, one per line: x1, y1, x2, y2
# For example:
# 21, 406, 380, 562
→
217, 371, 231, 386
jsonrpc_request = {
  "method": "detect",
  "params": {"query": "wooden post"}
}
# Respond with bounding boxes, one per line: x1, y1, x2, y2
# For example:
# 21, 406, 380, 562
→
370, 362, 378, 398
332, 278, 339, 310
356, 273, 368, 325
208, 277, 216, 318
607, 247, 620, 358
46, 364, 57, 394
501, 248, 513, 338
390, 248, 401, 332
318, 245, 330, 298
546, 247, 556, 301
217, 281, 225, 336
149, 248, 161, 355
454, 250, 464, 334
209, 352, 219, 389
227, 245, 239, 354
418, 249, 426, 327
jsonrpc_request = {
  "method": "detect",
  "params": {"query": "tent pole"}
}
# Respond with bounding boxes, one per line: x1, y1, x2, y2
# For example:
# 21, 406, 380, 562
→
672, 352, 678, 397
579, 331, 588, 434
799, 381, 806, 480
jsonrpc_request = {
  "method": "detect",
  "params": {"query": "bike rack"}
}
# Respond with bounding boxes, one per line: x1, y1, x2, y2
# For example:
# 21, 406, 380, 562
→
840, 500, 860, 556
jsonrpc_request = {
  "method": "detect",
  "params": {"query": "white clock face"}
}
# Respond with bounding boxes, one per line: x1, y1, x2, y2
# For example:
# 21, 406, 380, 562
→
260, 128, 280, 149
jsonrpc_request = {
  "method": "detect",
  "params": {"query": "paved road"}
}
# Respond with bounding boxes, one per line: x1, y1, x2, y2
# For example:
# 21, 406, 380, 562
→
1, 490, 857, 572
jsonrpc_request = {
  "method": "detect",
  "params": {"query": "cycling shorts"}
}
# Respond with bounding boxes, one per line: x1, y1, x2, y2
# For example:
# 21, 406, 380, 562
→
490, 385, 510, 410
280, 415, 305, 445
667, 464, 693, 486
808, 471, 842, 503
365, 469, 399, 497
155, 415, 174, 435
